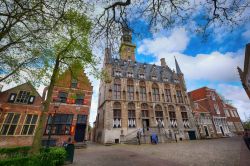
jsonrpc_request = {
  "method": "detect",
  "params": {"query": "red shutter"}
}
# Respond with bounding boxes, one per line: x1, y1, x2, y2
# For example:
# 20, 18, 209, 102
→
83, 99, 88, 105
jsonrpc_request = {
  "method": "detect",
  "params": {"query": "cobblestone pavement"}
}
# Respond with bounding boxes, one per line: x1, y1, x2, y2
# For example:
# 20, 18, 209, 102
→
70, 136, 250, 166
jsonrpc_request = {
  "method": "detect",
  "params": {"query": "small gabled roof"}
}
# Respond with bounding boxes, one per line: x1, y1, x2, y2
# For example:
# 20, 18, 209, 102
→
1, 82, 42, 98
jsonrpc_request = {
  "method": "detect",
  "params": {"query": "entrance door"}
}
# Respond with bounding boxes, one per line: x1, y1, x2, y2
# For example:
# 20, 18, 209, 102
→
188, 131, 196, 140
142, 119, 149, 131
220, 126, 224, 136
74, 124, 86, 142
204, 126, 209, 137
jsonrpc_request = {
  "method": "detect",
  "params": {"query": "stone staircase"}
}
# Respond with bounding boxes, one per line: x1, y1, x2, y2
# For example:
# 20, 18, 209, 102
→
74, 142, 87, 149
124, 127, 173, 145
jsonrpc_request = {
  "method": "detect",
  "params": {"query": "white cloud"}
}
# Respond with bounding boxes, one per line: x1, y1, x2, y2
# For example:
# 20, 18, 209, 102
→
138, 28, 189, 55
137, 27, 249, 121
242, 29, 250, 39
138, 27, 244, 82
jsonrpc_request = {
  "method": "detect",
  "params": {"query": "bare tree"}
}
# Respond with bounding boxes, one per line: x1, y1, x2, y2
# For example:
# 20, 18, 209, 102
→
90, 0, 250, 55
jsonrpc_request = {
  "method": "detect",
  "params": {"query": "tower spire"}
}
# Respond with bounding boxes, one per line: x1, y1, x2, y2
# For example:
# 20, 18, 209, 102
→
174, 56, 183, 75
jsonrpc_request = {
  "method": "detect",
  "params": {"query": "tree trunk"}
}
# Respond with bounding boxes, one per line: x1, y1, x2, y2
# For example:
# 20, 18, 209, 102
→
30, 54, 61, 154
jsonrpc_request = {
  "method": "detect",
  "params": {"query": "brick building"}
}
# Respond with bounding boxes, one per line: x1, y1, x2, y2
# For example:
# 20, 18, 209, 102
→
188, 87, 241, 137
238, 43, 250, 99
95, 28, 197, 144
0, 82, 42, 147
42, 68, 93, 145
223, 104, 244, 135
190, 101, 216, 139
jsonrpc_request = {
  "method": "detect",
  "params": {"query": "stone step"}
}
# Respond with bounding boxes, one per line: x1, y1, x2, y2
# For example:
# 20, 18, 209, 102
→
74, 142, 87, 149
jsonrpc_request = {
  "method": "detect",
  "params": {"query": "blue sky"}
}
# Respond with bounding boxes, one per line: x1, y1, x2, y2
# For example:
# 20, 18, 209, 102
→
1, 4, 249, 125
121, 19, 250, 122
87, 18, 250, 125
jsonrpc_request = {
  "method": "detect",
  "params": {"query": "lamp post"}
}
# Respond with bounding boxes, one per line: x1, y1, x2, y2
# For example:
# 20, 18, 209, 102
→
47, 101, 60, 148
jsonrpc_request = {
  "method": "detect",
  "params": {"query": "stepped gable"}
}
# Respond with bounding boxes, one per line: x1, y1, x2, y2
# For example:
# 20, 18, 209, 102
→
55, 68, 92, 91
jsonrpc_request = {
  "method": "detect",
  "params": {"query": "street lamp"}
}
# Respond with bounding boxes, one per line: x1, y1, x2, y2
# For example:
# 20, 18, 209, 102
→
46, 101, 61, 148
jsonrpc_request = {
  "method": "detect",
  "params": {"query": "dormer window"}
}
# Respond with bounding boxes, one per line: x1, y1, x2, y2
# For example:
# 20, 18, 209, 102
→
163, 78, 169, 82
114, 71, 122, 77
152, 76, 157, 80
194, 103, 199, 109
211, 93, 216, 100
127, 72, 133, 78
16, 91, 31, 104
139, 74, 145, 79
71, 79, 78, 88
174, 79, 179, 83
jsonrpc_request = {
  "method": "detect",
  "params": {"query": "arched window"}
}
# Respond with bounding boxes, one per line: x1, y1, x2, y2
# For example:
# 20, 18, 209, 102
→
180, 106, 189, 128
164, 84, 172, 102
141, 103, 148, 118
113, 79, 121, 99
155, 105, 164, 127
152, 83, 160, 101
168, 105, 177, 128
127, 79, 134, 100
113, 102, 121, 128
128, 103, 136, 128
139, 81, 147, 101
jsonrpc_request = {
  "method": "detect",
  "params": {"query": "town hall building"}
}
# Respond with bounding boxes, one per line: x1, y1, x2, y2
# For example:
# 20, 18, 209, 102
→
94, 29, 197, 144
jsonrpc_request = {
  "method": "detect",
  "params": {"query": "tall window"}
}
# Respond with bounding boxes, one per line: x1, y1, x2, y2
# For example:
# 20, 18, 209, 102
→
58, 92, 68, 103
176, 90, 183, 103
214, 104, 220, 114
114, 79, 121, 99
21, 114, 38, 135
169, 105, 177, 128
75, 93, 84, 105
164, 88, 172, 102
141, 103, 148, 118
16, 91, 31, 103
113, 102, 121, 128
45, 114, 73, 135
127, 79, 134, 100
139, 81, 147, 101
152, 83, 160, 101
71, 79, 78, 88
181, 106, 189, 128
0, 113, 20, 135
128, 103, 136, 128
155, 105, 164, 127
224, 109, 230, 117
77, 115, 87, 124
127, 72, 133, 78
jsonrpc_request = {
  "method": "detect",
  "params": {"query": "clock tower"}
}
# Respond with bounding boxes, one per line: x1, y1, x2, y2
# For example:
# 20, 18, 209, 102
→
119, 28, 136, 61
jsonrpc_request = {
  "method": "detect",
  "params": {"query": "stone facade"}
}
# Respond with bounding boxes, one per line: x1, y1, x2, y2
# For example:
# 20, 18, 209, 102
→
95, 29, 197, 144
0, 82, 42, 147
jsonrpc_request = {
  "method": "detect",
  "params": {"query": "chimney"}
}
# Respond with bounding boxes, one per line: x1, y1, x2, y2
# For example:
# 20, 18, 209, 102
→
160, 58, 166, 66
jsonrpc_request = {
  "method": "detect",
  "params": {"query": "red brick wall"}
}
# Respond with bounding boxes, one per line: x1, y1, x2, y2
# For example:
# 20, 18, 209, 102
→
0, 83, 43, 147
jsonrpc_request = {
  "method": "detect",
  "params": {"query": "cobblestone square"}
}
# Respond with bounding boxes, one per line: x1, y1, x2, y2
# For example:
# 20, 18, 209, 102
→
71, 136, 250, 166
